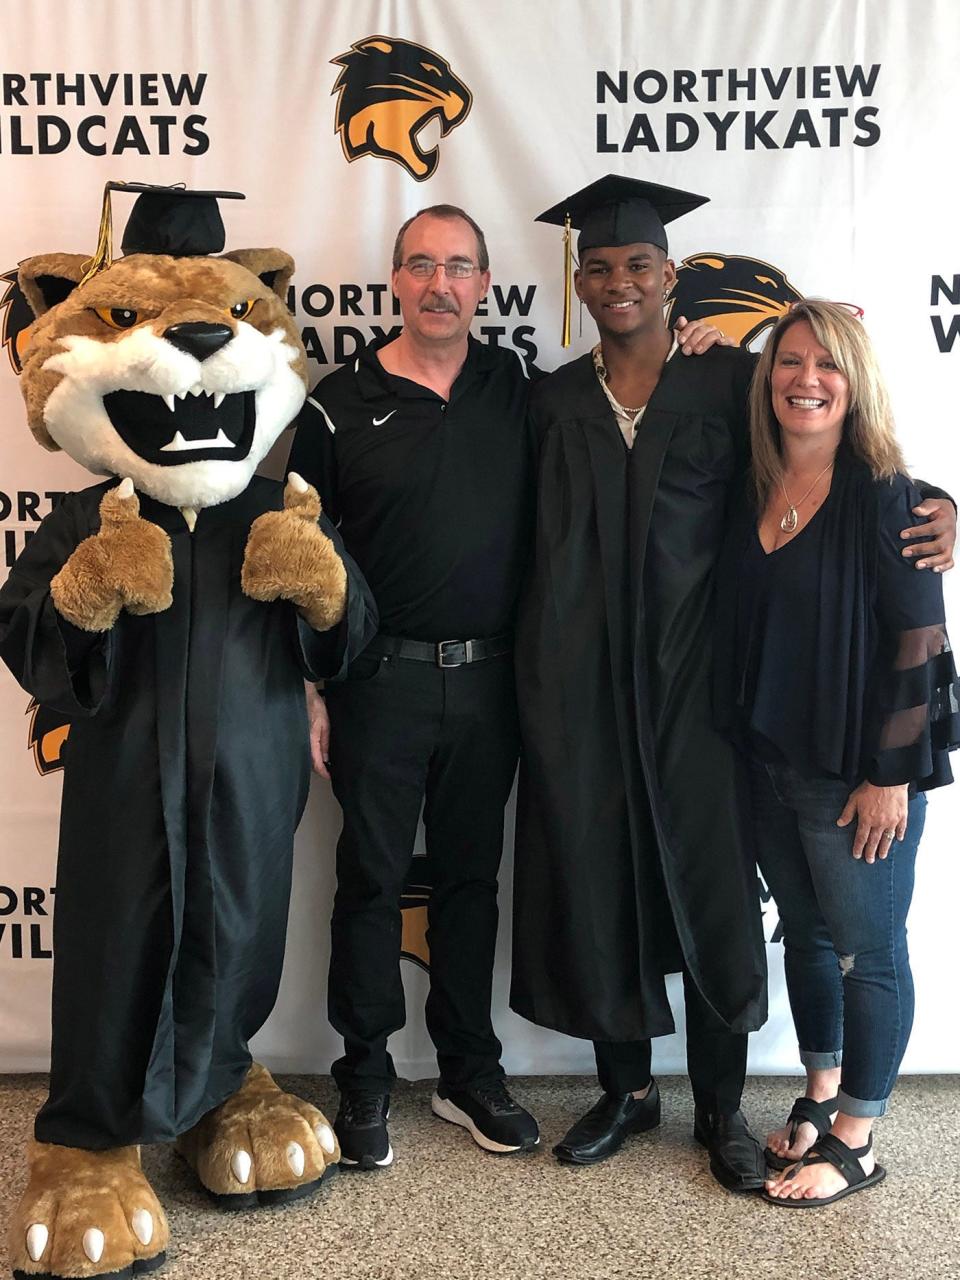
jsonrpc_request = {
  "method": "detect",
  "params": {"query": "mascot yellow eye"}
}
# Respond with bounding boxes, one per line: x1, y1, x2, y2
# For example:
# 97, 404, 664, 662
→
228, 300, 254, 320
95, 307, 139, 330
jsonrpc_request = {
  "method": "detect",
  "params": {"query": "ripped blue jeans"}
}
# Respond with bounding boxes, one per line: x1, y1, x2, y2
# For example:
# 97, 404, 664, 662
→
750, 761, 926, 1118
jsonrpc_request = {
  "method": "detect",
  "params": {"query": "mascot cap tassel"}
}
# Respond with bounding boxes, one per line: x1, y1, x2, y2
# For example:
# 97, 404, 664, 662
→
535, 174, 710, 348
80, 181, 246, 285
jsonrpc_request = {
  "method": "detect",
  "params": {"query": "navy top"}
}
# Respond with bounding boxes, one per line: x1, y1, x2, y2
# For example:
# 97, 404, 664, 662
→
714, 449, 960, 789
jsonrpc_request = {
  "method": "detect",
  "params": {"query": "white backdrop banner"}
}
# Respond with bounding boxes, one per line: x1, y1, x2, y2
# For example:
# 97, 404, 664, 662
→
1, 0, 958, 1078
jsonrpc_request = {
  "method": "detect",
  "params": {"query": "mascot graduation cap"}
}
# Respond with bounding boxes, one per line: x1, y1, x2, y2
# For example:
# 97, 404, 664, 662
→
0, 182, 377, 1279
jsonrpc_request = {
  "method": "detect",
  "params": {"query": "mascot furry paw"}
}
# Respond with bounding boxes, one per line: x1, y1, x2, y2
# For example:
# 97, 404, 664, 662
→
0, 183, 375, 1279
175, 1063, 338, 1208
49, 478, 174, 629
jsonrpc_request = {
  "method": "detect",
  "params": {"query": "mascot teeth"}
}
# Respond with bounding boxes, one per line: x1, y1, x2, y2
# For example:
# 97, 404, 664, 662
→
161, 427, 234, 453
164, 390, 226, 414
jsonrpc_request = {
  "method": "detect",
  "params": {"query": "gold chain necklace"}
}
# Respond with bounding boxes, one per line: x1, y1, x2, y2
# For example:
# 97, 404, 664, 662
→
778, 461, 834, 533
605, 380, 644, 418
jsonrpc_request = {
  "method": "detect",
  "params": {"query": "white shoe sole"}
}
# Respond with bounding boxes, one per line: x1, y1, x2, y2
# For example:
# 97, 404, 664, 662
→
339, 1143, 394, 1169
431, 1093, 539, 1154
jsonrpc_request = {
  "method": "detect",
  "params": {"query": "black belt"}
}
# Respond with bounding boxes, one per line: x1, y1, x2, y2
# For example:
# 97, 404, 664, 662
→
366, 632, 512, 668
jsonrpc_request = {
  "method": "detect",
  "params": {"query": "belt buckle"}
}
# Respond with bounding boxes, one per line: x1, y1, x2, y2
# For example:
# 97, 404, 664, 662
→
436, 639, 471, 667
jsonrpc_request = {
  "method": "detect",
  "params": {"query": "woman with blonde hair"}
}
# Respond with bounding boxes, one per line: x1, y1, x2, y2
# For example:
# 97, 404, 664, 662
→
714, 299, 960, 1206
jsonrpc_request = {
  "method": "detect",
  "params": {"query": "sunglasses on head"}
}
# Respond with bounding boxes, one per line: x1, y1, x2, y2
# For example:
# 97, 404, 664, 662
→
788, 299, 864, 319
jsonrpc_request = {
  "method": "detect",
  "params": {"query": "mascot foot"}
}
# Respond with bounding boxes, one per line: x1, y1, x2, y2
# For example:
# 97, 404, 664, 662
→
176, 1063, 339, 1210
8, 1140, 169, 1280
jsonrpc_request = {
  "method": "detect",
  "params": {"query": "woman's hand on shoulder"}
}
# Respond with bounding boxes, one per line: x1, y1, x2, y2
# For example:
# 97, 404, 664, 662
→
837, 781, 909, 862
673, 315, 736, 355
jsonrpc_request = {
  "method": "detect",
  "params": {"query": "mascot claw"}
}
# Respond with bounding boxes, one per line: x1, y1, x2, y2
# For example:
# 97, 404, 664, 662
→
83, 1227, 105, 1263
282, 471, 321, 519
130, 1209, 154, 1247
230, 1149, 252, 1186
315, 1122, 337, 1155
25, 1223, 47, 1262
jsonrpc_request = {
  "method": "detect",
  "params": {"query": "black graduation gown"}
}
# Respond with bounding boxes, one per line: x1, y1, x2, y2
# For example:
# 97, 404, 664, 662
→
511, 347, 767, 1043
0, 476, 376, 1148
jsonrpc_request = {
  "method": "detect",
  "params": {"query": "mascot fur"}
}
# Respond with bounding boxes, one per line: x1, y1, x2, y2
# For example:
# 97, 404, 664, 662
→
0, 182, 376, 1279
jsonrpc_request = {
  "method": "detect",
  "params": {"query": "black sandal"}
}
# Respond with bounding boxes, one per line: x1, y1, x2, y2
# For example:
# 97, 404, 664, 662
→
762, 1132, 886, 1207
764, 1095, 839, 1171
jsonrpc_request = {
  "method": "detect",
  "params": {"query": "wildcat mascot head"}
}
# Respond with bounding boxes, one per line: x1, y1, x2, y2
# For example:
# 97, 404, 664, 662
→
16, 181, 307, 510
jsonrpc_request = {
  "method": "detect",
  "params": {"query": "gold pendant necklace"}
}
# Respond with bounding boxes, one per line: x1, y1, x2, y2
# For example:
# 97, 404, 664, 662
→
779, 461, 834, 533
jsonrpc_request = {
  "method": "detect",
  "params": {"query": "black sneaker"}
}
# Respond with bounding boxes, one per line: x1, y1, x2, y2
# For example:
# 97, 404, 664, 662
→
334, 1092, 393, 1170
431, 1080, 540, 1153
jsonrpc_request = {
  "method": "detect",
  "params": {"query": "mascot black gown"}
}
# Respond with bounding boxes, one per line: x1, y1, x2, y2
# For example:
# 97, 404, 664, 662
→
0, 182, 377, 1280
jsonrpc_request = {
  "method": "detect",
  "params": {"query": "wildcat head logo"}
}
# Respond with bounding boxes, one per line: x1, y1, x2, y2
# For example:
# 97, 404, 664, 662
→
331, 35, 472, 181
667, 253, 803, 348
1, 269, 33, 374
26, 699, 70, 776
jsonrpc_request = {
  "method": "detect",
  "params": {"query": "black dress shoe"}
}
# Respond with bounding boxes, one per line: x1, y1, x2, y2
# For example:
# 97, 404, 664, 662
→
693, 1106, 765, 1192
554, 1081, 661, 1166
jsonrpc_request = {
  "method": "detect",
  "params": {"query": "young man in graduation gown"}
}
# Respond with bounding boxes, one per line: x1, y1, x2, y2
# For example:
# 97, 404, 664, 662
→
509, 176, 955, 1191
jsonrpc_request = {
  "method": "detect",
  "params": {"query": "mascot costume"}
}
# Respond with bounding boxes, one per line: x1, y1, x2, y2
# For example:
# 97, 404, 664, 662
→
0, 182, 376, 1279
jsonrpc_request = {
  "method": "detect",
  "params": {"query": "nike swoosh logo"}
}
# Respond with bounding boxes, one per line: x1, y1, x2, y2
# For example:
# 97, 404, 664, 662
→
372, 411, 397, 426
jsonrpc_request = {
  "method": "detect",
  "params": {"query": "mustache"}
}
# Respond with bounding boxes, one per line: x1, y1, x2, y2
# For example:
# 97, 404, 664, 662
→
420, 297, 459, 314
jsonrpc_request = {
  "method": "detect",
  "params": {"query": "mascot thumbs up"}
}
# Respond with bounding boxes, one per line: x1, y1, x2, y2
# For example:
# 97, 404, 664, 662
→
0, 183, 377, 1280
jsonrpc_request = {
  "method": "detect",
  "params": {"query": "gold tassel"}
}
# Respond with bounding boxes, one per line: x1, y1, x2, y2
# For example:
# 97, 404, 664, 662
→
561, 213, 572, 349
78, 184, 116, 286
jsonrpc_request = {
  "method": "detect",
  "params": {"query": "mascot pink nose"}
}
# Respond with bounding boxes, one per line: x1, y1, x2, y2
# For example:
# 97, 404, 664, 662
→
164, 322, 234, 361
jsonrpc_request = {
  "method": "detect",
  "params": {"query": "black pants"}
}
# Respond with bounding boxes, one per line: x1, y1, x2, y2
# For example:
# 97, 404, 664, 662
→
325, 650, 520, 1095
594, 969, 747, 1115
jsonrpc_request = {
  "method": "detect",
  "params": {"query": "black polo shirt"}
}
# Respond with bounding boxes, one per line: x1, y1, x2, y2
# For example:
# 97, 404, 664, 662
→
286, 336, 536, 641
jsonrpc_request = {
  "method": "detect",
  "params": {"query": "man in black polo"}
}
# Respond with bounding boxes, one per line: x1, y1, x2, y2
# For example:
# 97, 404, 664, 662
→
287, 205, 540, 1169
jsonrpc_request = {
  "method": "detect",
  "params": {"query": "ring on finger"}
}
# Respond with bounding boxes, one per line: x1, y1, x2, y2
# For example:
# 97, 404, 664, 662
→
883, 829, 896, 841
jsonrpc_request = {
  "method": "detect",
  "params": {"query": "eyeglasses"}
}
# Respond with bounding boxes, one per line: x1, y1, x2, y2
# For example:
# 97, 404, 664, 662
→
401, 258, 480, 280
788, 299, 865, 319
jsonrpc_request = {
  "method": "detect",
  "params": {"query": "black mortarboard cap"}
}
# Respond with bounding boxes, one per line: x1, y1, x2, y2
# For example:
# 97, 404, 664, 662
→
535, 174, 708, 256
116, 182, 244, 257
535, 175, 708, 346
80, 181, 245, 285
